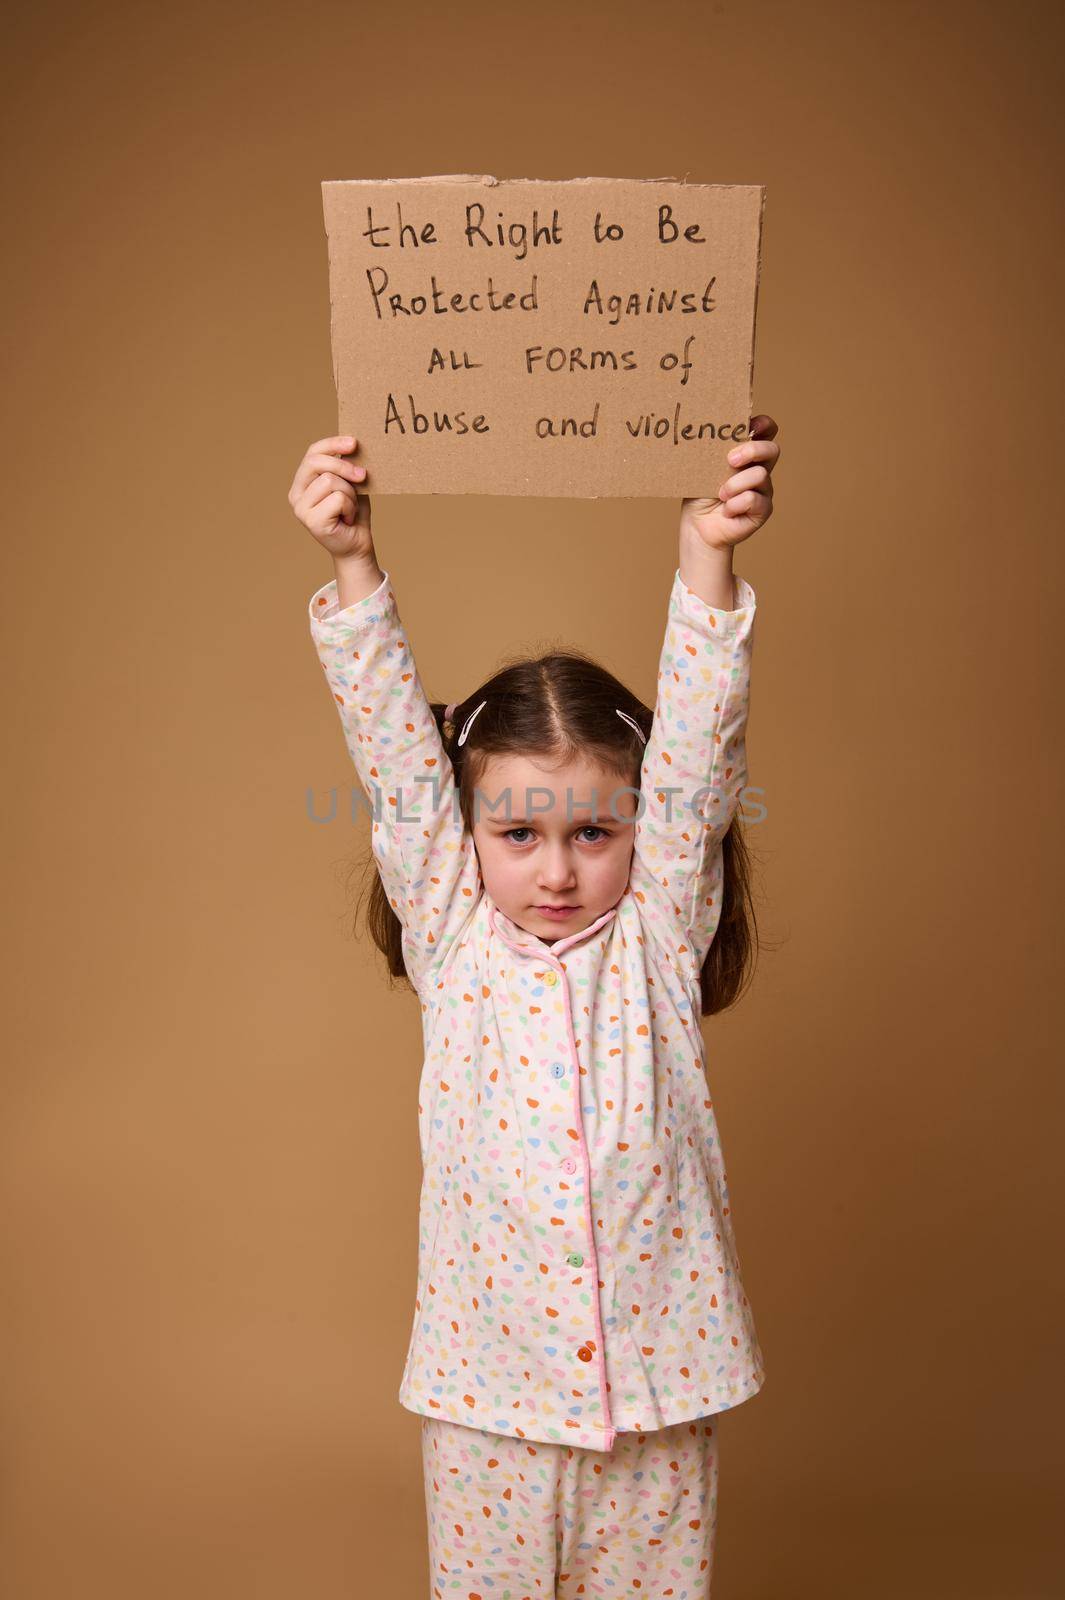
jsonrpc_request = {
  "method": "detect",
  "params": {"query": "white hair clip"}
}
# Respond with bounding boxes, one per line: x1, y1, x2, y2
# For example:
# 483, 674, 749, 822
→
615, 708, 647, 743
457, 700, 487, 746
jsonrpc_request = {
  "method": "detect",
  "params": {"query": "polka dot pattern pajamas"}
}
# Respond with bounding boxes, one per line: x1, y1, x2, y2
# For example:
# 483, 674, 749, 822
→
308, 563, 765, 1594
422, 1412, 720, 1599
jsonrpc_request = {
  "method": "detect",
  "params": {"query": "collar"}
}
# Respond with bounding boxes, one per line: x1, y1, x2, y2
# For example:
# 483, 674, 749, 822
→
487, 895, 619, 960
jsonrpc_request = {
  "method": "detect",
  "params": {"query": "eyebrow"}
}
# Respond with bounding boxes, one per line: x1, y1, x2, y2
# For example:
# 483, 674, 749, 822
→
484, 812, 614, 826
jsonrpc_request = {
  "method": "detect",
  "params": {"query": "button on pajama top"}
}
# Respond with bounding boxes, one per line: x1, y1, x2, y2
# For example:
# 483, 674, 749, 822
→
309, 565, 767, 1454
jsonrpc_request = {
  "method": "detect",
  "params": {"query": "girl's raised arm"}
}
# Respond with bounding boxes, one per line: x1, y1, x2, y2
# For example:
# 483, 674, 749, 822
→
627, 422, 778, 973
292, 436, 481, 995
627, 564, 756, 973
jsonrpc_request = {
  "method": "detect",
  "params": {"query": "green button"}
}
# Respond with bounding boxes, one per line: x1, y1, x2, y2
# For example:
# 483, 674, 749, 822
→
567, 1252, 584, 1267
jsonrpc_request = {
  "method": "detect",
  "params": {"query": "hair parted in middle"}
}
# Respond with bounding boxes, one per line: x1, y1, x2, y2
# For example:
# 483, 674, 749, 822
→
351, 641, 763, 1017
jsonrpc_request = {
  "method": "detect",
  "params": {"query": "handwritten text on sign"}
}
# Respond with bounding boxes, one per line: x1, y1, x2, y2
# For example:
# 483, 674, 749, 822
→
321, 176, 765, 496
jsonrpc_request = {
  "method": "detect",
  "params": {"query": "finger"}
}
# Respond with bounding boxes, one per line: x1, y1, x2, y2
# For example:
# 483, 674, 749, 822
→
289, 451, 367, 503
294, 434, 360, 482
725, 438, 780, 475
722, 488, 769, 517
296, 451, 366, 489
319, 489, 356, 526
308, 469, 358, 504
718, 463, 771, 499
302, 474, 357, 517
307, 434, 359, 457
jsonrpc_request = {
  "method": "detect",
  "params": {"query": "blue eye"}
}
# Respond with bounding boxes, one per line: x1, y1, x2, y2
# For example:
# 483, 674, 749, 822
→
502, 826, 611, 846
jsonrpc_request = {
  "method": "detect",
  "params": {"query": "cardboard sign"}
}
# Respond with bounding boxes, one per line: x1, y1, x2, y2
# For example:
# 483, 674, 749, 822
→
321, 175, 765, 497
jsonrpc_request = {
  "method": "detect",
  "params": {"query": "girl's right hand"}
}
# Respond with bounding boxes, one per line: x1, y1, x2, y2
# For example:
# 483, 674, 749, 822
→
287, 434, 373, 561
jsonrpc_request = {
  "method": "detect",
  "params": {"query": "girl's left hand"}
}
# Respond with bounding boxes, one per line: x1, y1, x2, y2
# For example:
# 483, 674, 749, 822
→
679, 413, 780, 552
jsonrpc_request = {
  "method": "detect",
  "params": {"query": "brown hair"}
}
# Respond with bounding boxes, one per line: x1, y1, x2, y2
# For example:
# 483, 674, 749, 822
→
345, 645, 765, 1016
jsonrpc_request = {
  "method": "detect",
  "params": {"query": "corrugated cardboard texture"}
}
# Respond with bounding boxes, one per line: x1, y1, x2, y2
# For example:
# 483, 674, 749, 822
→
321, 175, 764, 496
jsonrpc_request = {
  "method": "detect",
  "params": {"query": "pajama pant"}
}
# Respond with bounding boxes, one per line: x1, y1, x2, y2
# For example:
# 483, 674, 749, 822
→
420, 1413, 720, 1599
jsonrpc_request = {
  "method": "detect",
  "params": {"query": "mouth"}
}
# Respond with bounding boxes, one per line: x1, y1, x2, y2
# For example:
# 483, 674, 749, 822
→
535, 904, 580, 916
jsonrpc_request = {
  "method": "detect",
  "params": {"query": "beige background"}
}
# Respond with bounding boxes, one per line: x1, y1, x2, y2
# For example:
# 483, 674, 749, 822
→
2, 1, 1062, 1596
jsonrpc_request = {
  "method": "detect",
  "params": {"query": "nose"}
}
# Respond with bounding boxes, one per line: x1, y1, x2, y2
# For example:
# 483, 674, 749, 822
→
537, 842, 577, 892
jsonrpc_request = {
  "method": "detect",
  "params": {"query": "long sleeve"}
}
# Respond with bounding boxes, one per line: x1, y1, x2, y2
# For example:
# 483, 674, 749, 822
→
308, 567, 482, 995
628, 565, 757, 972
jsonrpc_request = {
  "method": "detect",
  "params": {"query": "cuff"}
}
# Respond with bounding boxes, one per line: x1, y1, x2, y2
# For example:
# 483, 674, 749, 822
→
308, 567, 394, 636
672, 565, 756, 640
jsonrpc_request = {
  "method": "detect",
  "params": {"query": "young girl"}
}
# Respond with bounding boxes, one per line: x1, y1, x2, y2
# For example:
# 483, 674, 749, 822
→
289, 416, 780, 1599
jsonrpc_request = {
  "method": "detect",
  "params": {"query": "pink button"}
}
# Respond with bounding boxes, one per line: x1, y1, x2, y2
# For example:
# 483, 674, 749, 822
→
561, 1157, 577, 1174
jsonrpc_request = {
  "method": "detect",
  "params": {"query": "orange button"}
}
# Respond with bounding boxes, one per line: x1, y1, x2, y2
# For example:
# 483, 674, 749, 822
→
577, 1346, 593, 1362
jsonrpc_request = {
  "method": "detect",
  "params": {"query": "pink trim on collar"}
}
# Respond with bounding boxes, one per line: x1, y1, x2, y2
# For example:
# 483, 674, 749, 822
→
487, 899, 618, 957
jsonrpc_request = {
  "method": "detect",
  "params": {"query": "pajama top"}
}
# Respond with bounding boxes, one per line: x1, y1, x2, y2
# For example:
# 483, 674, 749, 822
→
308, 564, 767, 1453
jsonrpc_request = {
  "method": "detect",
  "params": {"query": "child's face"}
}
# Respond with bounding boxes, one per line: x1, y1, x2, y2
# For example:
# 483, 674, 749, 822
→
470, 751, 639, 945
